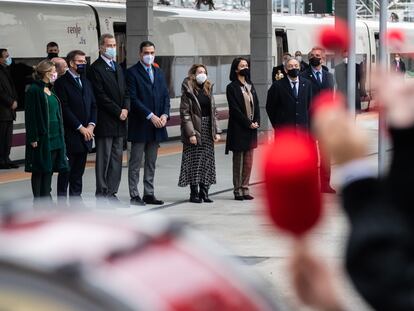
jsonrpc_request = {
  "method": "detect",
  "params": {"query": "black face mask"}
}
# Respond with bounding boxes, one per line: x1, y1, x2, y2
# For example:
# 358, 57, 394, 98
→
287, 68, 300, 78
47, 53, 58, 60
76, 64, 86, 75
309, 57, 321, 67
239, 68, 250, 78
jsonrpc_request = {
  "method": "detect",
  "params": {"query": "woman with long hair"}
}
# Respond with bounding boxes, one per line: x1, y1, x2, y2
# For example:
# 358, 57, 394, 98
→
25, 60, 69, 199
225, 57, 260, 200
178, 64, 221, 203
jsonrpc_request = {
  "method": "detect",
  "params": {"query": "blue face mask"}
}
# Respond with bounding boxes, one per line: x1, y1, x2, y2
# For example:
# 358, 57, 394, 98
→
5, 56, 12, 66
104, 47, 116, 60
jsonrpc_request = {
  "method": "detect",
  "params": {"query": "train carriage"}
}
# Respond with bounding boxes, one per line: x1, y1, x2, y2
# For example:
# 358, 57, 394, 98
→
1, 0, 414, 161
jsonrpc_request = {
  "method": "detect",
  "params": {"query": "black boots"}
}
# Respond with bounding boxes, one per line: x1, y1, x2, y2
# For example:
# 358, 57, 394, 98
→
199, 183, 213, 203
190, 185, 202, 203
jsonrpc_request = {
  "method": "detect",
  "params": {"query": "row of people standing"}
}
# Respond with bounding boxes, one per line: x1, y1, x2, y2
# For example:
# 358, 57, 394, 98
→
24, 35, 170, 205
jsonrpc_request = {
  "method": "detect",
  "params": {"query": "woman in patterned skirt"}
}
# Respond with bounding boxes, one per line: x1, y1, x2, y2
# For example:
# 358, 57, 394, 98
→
178, 64, 221, 203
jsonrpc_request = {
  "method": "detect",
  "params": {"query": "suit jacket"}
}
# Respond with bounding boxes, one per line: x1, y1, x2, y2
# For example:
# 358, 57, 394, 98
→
87, 57, 129, 138
335, 62, 366, 111
342, 126, 414, 311
392, 59, 406, 73
266, 76, 313, 129
54, 71, 97, 153
126, 62, 170, 143
301, 67, 334, 99
225, 79, 260, 154
0, 64, 17, 121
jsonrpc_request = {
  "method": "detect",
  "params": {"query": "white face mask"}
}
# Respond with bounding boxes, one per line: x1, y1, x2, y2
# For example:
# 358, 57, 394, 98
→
295, 56, 302, 62
104, 47, 116, 60
343, 57, 348, 64
143, 54, 155, 65
196, 73, 207, 85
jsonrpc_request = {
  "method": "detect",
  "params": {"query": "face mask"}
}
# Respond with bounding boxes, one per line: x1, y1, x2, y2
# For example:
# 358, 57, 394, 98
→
47, 53, 58, 60
295, 56, 302, 62
239, 68, 250, 78
196, 73, 207, 85
343, 57, 348, 64
5, 56, 12, 66
309, 57, 321, 67
395, 57, 400, 62
49, 72, 58, 83
104, 47, 116, 60
76, 64, 86, 75
287, 68, 300, 78
143, 54, 155, 65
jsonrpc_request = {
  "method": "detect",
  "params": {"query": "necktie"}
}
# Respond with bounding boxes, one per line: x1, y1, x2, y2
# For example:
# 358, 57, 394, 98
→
316, 71, 322, 85
147, 67, 154, 83
75, 77, 82, 88
110, 61, 116, 71
291, 81, 298, 98
396, 62, 400, 72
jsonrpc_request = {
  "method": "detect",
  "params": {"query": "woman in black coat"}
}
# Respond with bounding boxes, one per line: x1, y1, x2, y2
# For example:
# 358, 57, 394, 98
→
225, 57, 260, 200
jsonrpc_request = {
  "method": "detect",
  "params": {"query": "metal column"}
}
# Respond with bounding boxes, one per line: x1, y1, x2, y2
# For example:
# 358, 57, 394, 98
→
126, 0, 153, 68
378, 0, 388, 175
250, 0, 273, 132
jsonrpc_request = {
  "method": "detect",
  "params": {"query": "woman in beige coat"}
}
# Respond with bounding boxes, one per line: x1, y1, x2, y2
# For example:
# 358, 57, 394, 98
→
178, 64, 221, 203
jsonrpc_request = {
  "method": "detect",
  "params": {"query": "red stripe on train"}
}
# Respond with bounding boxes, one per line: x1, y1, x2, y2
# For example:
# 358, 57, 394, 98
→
12, 110, 229, 147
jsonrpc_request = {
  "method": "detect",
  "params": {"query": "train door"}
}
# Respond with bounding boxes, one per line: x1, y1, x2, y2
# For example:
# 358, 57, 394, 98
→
113, 23, 127, 67
275, 29, 288, 66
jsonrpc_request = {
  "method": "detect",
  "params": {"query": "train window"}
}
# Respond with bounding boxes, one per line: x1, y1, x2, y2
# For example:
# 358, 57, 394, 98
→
172, 57, 195, 97
113, 23, 126, 66
275, 29, 288, 66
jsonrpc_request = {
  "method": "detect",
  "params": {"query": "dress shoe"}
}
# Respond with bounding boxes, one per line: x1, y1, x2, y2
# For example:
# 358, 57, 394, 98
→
143, 195, 164, 205
234, 195, 244, 201
0, 163, 10, 169
130, 196, 146, 206
107, 194, 121, 203
243, 194, 254, 200
321, 186, 336, 194
7, 162, 19, 169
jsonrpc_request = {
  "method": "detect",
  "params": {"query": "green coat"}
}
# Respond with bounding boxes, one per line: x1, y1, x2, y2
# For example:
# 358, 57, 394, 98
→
24, 80, 69, 173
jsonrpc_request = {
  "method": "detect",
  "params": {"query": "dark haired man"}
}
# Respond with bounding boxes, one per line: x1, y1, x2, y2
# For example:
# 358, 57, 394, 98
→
0, 48, 18, 169
54, 50, 96, 198
46, 42, 59, 60
127, 41, 170, 206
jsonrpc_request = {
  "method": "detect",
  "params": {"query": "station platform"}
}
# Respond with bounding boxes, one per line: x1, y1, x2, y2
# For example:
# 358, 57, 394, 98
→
0, 112, 381, 310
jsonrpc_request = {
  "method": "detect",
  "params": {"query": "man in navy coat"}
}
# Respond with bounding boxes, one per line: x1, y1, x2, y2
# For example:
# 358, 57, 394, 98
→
266, 58, 313, 130
127, 41, 170, 206
301, 47, 336, 194
54, 50, 96, 198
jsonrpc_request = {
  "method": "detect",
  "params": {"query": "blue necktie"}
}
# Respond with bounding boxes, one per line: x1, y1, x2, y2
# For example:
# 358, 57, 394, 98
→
291, 81, 298, 98
316, 71, 322, 85
75, 77, 82, 88
110, 61, 116, 71
147, 67, 154, 83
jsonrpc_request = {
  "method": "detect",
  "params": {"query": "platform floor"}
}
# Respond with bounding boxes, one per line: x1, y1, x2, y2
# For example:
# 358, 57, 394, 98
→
0, 113, 382, 310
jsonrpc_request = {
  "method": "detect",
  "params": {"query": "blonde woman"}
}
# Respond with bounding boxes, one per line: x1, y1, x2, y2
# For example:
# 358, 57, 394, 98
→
25, 60, 68, 198
178, 64, 221, 203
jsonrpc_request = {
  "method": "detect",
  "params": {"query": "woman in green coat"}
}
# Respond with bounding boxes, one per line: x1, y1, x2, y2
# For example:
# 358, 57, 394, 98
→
25, 60, 69, 198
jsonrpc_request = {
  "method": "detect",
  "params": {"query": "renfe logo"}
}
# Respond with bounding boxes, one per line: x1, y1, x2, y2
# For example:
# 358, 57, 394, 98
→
67, 23, 82, 37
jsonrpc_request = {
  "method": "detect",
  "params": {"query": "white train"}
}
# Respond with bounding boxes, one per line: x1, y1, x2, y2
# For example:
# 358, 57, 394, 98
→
1, 0, 414, 161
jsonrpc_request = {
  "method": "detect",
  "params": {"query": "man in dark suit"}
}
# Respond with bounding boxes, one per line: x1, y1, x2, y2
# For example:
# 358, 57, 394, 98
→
335, 51, 367, 112
392, 53, 406, 74
88, 34, 129, 200
54, 50, 97, 198
0, 48, 19, 169
266, 58, 313, 130
301, 47, 335, 193
127, 41, 170, 206
272, 52, 291, 82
